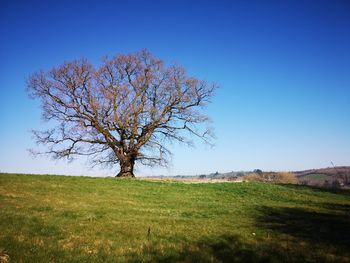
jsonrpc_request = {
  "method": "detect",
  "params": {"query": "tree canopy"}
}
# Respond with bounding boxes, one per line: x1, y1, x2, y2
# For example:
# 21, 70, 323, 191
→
28, 50, 217, 177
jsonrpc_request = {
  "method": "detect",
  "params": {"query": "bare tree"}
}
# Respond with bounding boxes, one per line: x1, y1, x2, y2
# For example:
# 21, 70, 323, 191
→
27, 50, 216, 177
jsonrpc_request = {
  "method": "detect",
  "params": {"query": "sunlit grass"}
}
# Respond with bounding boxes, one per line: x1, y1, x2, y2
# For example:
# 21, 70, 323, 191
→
0, 173, 349, 262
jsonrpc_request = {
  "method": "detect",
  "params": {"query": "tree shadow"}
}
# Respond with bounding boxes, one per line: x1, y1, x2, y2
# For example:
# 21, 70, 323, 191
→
130, 204, 350, 262
256, 206, 350, 249
129, 232, 335, 263
130, 234, 286, 263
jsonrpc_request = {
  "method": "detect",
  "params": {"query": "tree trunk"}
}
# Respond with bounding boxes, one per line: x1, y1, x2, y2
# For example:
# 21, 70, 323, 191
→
116, 158, 135, 178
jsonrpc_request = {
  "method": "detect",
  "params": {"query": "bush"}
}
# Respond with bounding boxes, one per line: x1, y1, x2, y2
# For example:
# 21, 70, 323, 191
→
272, 172, 298, 184
244, 173, 265, 182
331, 180, 341, 189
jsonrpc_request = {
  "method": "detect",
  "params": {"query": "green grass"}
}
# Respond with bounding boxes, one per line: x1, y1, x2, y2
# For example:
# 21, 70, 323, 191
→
0, 173, 349, 262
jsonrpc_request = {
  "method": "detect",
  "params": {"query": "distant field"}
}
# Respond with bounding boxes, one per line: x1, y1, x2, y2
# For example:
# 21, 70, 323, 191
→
0, 174, 349, 262
299, 173, 331, 182
295, 166, 350, 188
298, 173, 346, 188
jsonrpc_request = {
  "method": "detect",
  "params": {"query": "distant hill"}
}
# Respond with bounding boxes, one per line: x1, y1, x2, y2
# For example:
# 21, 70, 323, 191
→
152, 166, 350, 188
295, 166, 350, 177
295, 166, 350, 188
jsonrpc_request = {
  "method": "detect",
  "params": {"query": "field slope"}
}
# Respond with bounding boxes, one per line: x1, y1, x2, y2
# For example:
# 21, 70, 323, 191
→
0, 174, 349, 262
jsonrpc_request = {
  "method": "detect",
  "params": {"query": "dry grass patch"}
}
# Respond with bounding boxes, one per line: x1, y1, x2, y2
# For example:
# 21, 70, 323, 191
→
244, 172, 297, 184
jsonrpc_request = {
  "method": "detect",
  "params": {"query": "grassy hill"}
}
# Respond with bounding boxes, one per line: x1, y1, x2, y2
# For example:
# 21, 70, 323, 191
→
0, 174, 349, 262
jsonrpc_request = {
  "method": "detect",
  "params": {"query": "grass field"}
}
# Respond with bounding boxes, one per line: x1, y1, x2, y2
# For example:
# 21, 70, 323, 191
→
0, 173, 349, 262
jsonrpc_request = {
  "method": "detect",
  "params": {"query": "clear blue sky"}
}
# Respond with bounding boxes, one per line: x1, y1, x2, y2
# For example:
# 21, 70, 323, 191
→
1, 0, 349, 176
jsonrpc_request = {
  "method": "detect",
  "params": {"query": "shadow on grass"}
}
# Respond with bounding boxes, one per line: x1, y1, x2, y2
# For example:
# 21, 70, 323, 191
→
129, 232, 336, 263
130, 235, 285, 263
131, 205, 350, 262
256, 206, 350, 248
